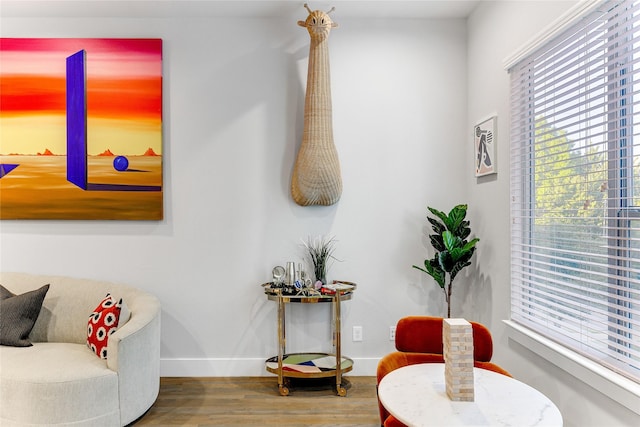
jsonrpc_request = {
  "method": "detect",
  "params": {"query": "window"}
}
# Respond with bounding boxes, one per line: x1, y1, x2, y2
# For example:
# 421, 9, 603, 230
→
510, 0, 640, 382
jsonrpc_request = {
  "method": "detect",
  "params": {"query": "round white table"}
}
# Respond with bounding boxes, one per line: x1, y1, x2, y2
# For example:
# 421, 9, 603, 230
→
378, 363, 563, 426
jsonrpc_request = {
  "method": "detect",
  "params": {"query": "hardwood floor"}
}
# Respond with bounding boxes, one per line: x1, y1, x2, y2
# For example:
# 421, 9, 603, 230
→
133, 376, 381, 426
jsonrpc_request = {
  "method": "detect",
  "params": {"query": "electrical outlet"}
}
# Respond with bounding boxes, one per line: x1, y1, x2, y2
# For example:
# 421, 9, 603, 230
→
389, 326, 396, 341
352, 326, 363, 342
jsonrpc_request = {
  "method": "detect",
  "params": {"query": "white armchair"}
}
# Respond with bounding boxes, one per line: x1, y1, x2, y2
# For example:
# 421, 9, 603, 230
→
0, 272, 161, 426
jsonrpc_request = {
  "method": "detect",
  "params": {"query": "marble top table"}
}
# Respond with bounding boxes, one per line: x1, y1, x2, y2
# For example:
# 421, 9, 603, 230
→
378, 363, 562, 426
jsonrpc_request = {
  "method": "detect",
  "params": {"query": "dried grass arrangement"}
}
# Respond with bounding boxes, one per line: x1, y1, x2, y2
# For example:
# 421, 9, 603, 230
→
302, 235, 339, 285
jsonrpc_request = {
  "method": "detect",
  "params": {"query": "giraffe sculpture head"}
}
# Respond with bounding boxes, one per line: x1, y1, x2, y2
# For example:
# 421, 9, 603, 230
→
297, 3, 337, 41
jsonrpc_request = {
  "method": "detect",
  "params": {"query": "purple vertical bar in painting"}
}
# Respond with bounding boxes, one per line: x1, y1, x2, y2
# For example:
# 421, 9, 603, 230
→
66, 50, 87, 190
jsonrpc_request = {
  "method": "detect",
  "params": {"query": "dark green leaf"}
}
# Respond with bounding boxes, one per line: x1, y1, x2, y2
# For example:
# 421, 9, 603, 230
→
450, 261, 472, 282
442, 231, 461, 252
438, 251, 455, 272
447, 205, 467, 231
412, 264, 427, 274
428, 207, 448, 225
463, 238, 479, 252
430, 234, 445, 252
425, 260, 445, 288
428, 217, 446, 235
449, 247, 464, 261
459, 225, 471, 240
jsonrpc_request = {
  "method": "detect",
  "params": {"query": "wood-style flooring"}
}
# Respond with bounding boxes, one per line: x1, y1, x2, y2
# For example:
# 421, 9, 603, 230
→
133, 376, 381, 426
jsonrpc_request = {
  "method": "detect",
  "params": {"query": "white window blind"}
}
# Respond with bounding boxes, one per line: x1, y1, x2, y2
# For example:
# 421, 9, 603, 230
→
510, 0, 640, 382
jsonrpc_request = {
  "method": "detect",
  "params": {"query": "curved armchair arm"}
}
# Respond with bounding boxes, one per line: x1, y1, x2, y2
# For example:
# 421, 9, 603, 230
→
107, 292, 161, 426
475, 360, 511, 377
377, 352, 444, 383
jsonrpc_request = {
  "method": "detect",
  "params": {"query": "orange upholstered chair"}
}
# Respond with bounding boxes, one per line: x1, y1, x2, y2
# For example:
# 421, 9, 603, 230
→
376, 316, 511, 427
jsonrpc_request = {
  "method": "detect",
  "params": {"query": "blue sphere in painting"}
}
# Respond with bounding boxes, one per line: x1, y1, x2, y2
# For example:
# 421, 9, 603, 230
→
113, 156, 129, 172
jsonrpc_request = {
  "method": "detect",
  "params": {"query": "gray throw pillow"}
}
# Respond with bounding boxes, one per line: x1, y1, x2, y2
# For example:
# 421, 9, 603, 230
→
0, 284, 14, 300
0, 284, 50, 347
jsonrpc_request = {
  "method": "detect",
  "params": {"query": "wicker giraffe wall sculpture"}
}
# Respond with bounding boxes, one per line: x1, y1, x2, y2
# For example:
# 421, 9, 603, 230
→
291, 4, 342, 206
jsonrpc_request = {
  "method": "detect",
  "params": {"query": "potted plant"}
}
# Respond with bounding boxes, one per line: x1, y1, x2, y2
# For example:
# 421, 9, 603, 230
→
412, 204, 479, 318
303, 235, 339, 285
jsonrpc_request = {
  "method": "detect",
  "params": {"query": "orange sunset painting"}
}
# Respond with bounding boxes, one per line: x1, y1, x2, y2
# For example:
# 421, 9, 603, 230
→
0, 38, 163, 220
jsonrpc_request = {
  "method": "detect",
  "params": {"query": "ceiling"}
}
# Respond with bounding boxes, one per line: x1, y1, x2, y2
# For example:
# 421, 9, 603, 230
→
0, 0, 480, 19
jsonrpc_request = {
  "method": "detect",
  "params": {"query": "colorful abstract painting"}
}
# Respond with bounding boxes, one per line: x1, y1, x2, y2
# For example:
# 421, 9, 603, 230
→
0, 38, 163, 220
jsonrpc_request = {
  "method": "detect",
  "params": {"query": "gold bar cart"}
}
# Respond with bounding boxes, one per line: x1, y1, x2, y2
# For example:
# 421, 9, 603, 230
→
263, 281, 356, 396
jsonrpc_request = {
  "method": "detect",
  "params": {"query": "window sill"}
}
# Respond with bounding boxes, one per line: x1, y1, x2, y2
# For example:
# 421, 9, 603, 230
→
503, 320, 640, 415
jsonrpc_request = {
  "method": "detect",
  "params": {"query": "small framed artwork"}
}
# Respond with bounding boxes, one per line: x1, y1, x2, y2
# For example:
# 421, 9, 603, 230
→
474, 116, 496, 177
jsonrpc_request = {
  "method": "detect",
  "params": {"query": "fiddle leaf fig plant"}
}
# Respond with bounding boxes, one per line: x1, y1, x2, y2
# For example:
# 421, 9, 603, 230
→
412, 204, 479, 318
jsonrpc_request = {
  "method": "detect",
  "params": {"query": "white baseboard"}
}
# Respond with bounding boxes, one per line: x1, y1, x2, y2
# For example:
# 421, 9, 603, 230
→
160, 357, 381, 377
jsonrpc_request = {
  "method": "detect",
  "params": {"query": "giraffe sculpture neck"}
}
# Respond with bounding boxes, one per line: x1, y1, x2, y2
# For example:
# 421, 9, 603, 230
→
291, 4, 342, 206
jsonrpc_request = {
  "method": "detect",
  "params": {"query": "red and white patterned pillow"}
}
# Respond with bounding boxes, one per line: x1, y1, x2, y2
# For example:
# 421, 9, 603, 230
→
87, 294, 122, 359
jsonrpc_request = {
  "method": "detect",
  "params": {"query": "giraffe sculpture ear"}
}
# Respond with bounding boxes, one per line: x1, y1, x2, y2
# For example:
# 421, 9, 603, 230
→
298, 20, 306, 27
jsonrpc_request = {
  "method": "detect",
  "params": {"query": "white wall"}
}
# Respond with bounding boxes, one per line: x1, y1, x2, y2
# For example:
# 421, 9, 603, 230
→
4, 2, 636, 424
467, 1, 639, 426
0, 6, 468, 375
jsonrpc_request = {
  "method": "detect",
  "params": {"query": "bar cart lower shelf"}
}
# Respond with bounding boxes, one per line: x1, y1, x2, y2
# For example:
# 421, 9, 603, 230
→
265, 352, 354, 396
